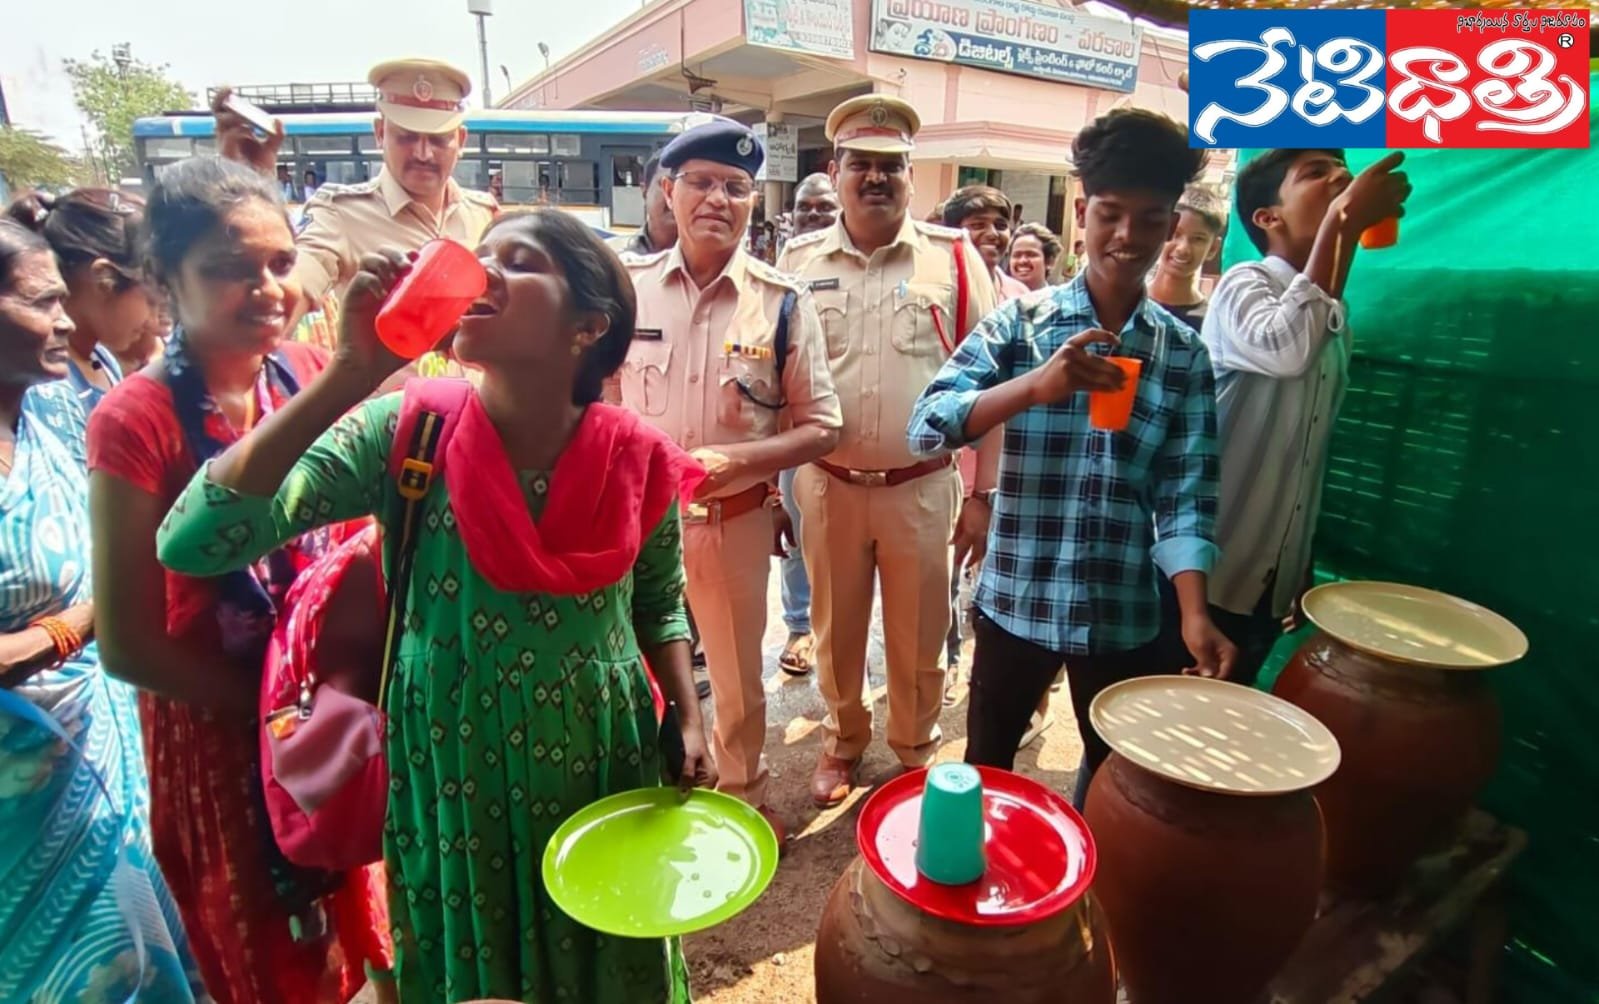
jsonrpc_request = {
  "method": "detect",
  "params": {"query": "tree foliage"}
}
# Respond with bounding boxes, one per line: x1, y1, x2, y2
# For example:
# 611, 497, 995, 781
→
0, 126, 83, 191
64, 48, 194, 180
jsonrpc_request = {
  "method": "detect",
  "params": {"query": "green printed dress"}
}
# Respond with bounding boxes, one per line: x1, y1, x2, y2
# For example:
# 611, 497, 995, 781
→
156, 393, 694, 1003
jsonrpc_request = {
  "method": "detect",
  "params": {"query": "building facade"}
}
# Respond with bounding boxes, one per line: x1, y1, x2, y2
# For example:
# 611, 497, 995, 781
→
502, 0, 1229, 241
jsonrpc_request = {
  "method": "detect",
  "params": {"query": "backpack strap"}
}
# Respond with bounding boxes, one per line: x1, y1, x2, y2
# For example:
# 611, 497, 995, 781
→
377, 381, 469, 710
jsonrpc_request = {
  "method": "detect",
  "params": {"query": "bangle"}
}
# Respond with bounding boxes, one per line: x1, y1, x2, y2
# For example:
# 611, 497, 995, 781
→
965, 489, 996, 506
31, 616, 82, 665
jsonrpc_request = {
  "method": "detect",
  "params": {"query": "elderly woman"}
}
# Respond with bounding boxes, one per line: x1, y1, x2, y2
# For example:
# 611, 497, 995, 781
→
0, 218, 202, 1002
5, 189, 167, 414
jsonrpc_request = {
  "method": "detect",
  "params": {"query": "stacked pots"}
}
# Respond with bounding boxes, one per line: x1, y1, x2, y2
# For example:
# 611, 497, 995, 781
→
1273, 581, 1527, 896
815, 766, 1115, 1003
1084, 676, 1342, 1004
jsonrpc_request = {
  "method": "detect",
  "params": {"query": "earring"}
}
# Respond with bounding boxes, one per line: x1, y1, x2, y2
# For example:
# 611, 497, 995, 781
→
571, 343, 583, 357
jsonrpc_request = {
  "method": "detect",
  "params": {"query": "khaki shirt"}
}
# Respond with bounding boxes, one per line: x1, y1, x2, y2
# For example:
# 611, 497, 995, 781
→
776, 217, 996, 470
612, 246, 842, 499
292, 169, 498, 304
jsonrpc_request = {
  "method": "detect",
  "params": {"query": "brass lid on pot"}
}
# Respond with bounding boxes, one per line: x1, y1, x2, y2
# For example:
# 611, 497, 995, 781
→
1300, 581, 1529, 670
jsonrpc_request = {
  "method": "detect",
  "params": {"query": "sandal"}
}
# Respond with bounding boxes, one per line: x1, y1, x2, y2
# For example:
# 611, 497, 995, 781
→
779, 632, 815, 677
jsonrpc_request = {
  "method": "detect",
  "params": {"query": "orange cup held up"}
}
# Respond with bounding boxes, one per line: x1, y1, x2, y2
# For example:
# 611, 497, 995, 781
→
374, 239, 488, 360
1359, 216, 1399, 250
1088, 356, 1143, 432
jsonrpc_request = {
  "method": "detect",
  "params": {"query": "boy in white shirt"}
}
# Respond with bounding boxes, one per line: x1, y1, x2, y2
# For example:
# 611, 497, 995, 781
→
1163, 148, 1410, 684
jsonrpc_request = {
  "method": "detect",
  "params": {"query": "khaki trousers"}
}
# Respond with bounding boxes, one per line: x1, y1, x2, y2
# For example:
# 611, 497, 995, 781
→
682, 506, 774, 806
794, 464, 960, 765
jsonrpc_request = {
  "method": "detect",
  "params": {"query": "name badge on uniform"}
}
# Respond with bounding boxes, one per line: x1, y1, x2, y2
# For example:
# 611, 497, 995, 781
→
636, 328, 664, 341
807, 277, 840, 292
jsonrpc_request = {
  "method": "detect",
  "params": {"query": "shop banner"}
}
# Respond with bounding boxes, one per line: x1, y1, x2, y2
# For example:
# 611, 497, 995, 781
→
745, 0, 857, 59
868, 0, 1142, 93
755, 122, 800, 182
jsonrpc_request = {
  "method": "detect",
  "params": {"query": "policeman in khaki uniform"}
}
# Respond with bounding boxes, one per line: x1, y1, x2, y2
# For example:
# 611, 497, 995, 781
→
293, 59, 498, 304
777, 96, 997, 808
610, 120, 842, 836
216, 58, 497, 313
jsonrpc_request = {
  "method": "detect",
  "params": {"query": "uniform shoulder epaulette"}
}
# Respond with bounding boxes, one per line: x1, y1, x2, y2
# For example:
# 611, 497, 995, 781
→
913, 220, 966, 242
460, 187, 499, 210
310, 179, 380, 203
745, 256, 806, 293
781, 229, 829, 251
618, 247, 671, 268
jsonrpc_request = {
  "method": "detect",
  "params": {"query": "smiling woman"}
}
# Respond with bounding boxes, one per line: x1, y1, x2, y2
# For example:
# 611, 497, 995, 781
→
84, 156, 389, 1003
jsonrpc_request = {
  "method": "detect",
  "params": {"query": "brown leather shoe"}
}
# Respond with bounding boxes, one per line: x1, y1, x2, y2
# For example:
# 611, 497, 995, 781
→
811, 753, 860, 809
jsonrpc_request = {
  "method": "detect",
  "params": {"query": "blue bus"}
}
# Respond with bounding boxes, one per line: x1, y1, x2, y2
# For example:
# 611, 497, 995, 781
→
131, 109, 694, 229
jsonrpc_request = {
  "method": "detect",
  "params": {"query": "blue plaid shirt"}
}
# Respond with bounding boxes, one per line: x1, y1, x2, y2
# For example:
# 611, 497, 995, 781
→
908, 275, 1220, 655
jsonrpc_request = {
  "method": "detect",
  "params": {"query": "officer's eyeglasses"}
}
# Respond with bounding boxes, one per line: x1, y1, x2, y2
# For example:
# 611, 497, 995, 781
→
674, 172, 754, 202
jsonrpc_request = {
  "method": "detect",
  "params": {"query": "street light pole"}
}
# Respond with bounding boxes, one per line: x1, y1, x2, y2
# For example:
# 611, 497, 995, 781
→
468, 0, 494, 107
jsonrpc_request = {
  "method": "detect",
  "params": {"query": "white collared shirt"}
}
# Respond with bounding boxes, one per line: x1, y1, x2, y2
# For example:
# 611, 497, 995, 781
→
1202, 255, 1350, 617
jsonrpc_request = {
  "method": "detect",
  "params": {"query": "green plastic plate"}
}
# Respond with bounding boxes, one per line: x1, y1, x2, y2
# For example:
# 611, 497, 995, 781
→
541, 787, 778, 938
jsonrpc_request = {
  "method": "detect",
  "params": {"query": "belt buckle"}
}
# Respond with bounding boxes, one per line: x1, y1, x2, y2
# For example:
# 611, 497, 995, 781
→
686, 500, 722, 525
852, 469, 888, 488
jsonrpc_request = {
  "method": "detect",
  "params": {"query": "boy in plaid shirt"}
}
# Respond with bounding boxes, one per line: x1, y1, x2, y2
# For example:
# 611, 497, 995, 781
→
908, 109, 1237, 806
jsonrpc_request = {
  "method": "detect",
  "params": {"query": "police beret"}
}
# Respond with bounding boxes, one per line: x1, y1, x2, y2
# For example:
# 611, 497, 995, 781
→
659, 118, 764, 177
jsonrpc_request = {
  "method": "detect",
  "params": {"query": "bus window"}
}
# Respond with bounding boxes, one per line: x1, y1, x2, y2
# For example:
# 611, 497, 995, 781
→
193, 138, 218, 156
452, 160, 485, 190
321, 160, 364, 185
500, 161, 549, 204
551, 134, 582, 158
486, 133, 549, 155
297, 136, 358, 156
560, 161, 600, 204
143, 137, 193, 161
358, 134, 383, 156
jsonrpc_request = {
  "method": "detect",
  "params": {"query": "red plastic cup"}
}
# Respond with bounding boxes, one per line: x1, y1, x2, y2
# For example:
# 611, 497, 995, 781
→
374, 239, 487, 360
1359, 216, 1399, 250
1088, 357, 1143, 431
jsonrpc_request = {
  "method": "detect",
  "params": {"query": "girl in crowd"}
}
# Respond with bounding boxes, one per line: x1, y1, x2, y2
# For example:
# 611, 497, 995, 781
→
87, 157, 385, 1002
0, 220, 203, 1002
5, 189, 168, 414
1008, 222, 1062, 293
157, 208, 714, 1002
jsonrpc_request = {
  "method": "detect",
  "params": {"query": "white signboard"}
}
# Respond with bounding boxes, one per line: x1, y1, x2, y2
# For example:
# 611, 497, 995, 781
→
745, 0, 856, 60
754, 122, 799, 183
869, 0, 1142, 93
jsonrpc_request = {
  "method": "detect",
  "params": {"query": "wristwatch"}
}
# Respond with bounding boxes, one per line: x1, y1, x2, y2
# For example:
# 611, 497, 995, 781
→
966, 489, 996, 506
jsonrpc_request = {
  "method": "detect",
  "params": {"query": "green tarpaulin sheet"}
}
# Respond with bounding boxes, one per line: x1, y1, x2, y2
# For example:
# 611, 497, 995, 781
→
1221, 71, 1599, 1002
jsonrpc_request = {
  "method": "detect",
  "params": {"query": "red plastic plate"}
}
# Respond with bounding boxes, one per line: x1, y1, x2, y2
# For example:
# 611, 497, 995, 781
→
856, 765, 1096, 927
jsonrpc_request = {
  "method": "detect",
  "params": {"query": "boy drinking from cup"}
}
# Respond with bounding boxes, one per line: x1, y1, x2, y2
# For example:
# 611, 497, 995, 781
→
1154, 149, 1410, 686
907, 109, 1235, 808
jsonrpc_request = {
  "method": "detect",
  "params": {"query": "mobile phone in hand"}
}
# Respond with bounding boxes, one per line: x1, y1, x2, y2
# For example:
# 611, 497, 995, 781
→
223, 92, 278, 136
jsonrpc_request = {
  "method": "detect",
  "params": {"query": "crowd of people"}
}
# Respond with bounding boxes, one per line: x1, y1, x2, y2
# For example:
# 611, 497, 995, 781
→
0, 51, 1410, 1004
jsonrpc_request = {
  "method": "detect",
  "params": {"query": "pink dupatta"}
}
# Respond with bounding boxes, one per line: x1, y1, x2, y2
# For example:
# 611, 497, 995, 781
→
391, 380, 705, 595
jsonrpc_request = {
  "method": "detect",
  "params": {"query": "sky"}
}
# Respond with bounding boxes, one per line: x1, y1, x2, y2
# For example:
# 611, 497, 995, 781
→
2, 0, 646, 148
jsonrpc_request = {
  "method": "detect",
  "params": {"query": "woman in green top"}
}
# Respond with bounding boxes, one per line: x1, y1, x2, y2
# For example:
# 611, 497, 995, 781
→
156, 209, 716, 1002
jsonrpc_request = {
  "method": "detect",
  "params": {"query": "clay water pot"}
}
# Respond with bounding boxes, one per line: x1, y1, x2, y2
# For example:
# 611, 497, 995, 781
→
814, 766, 1114, 1003
1274, 581, 1527, 897
1084, 676, 1340, 1004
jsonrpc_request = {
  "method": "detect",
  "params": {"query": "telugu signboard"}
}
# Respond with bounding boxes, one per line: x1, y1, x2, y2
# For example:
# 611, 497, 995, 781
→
745, 0, 856, 60
869, 0, 1142, 93
754, 122, 800, 183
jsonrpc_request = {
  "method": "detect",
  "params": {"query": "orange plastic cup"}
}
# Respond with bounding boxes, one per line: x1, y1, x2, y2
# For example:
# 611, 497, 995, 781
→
1088, 357, 1143, 431
1359, 216, 1399, 250
374, 239, 487, 359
